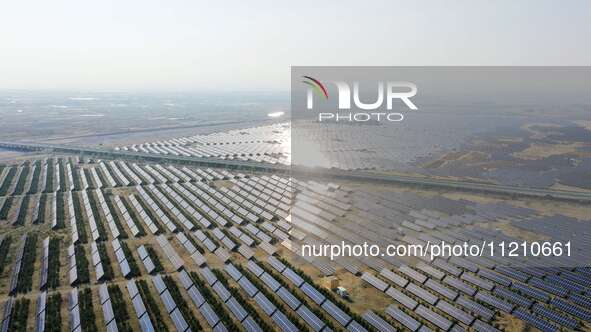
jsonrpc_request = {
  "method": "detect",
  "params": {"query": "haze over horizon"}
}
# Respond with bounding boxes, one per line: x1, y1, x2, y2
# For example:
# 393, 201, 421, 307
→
1, 0, 590, 91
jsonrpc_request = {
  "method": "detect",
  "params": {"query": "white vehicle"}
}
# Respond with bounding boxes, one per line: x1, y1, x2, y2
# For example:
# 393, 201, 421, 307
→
336, 286, 350, 299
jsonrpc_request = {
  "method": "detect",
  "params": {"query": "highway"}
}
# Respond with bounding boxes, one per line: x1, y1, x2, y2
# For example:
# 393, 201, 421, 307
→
2, 140, 591, 203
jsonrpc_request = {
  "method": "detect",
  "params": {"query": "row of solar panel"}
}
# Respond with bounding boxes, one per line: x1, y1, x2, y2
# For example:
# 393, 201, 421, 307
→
137, 245, 157, 274
125, 280, 155, 332
94, 189, 121, 239
135, 186, 177, 233
112, 195, 141, 237
155, 235, 184, 271
8, 234, 28, 295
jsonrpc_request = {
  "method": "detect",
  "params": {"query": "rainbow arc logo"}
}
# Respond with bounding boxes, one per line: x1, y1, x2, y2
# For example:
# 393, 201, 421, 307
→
301, 76, 328, 99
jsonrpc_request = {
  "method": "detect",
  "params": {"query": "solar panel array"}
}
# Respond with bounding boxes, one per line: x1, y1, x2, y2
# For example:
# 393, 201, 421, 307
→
128, 194, 159, 234
67, 244, 79, 285
79, 191, 101, 241
1, 154, 590, 332
94, 189, 120, 239
98, 162, 117, 188
156, 235, 184, 271
116, 123, 290, 165
8, 234, 27, 295
126, 280, 155, 331
97, 284, 118, 331
68, 288, 81, 332
112, 239, 133, 278
136, 186, 177, 233
39, 237, 49, 289
33, 291, 47, 332
112, 195, 141, 237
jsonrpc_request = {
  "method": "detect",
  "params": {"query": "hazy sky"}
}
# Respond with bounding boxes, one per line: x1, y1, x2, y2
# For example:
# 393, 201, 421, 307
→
1, 0, 589, 91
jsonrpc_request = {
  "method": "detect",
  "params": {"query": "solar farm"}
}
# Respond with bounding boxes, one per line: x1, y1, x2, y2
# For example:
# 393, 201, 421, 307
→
112, 121, 452, 170
0, 129, 590, 332
114, 123, 291, 167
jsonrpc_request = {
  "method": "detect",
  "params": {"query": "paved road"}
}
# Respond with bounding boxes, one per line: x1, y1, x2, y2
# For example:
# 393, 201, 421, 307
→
2, 141, 591, 203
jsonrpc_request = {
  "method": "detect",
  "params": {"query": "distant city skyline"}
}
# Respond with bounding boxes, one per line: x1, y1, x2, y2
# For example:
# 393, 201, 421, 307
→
1, 0, 590, 91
